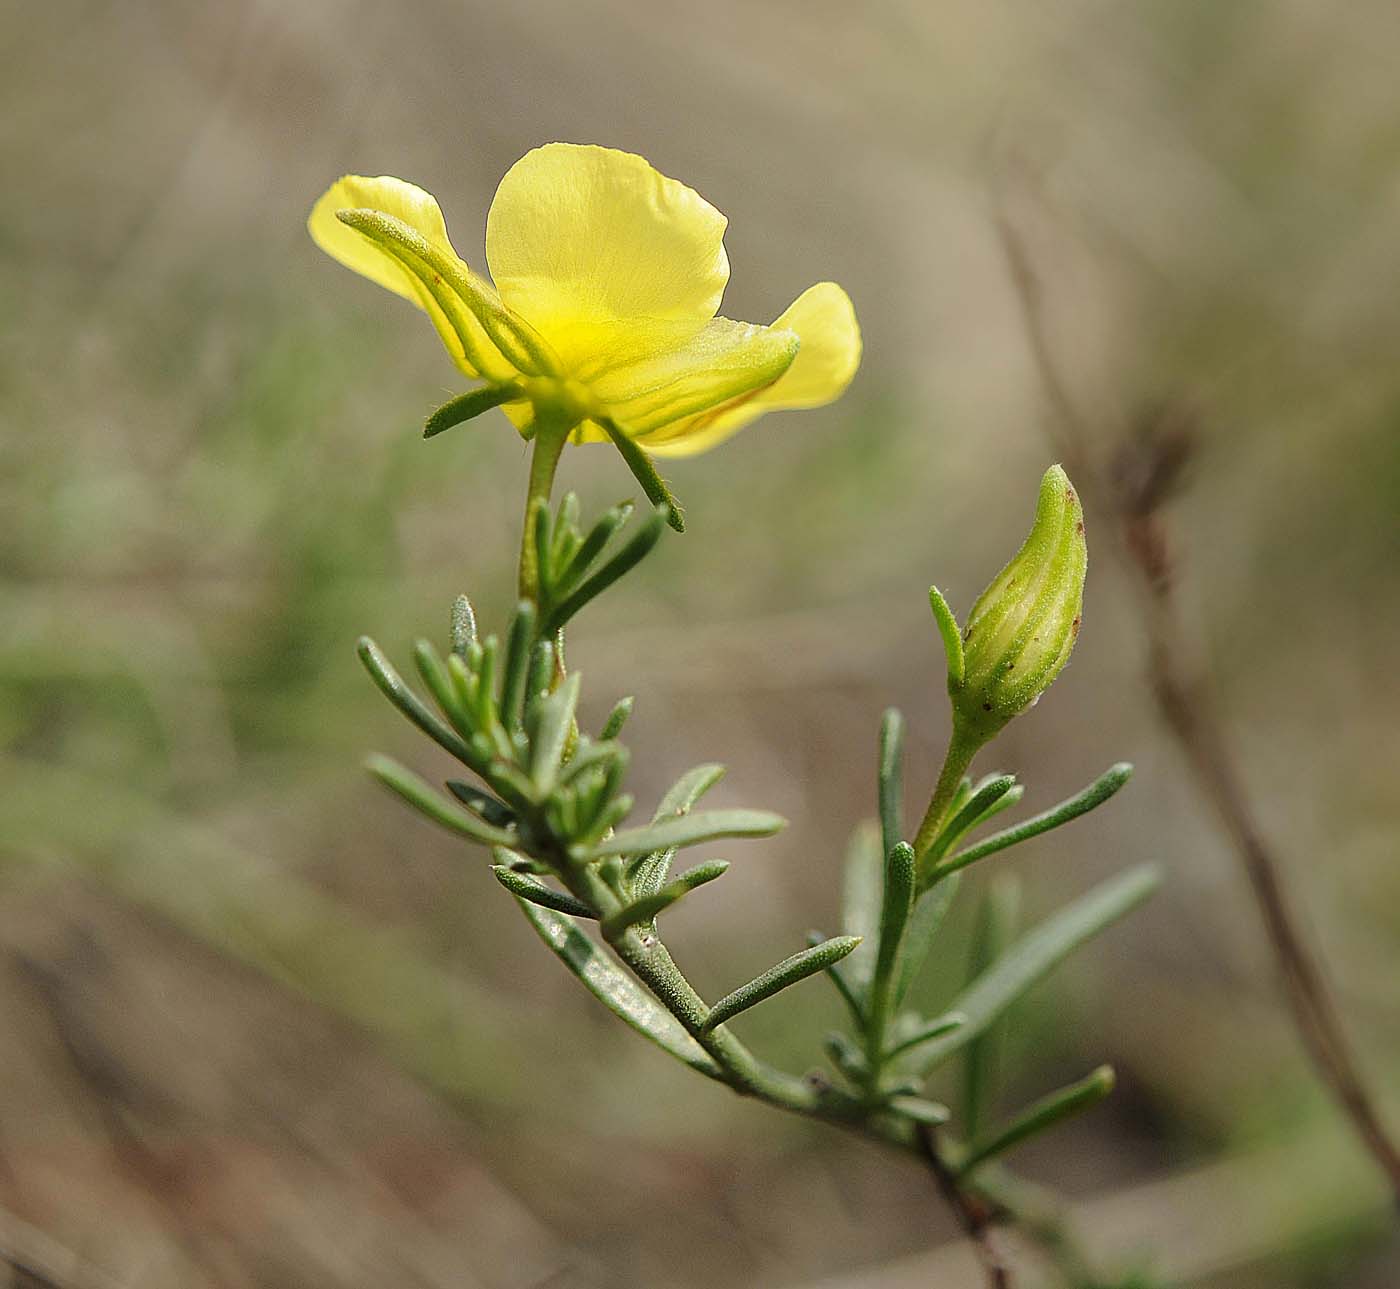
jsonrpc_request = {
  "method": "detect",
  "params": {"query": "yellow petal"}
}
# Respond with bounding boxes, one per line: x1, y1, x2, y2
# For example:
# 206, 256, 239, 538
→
309, 175, 513, 379
485, 144, 730, 363
593, 318, 799, 436
643, 282, 861, 457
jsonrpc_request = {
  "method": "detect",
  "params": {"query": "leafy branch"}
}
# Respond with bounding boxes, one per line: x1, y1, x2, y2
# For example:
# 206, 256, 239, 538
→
356, 462, 1161, 1287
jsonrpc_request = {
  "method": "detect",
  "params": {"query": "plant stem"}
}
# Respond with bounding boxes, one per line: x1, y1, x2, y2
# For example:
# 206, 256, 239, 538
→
996, 202, 1400, 1208
517, 414, 574, 604
549, 849, 918, 1144
917, 1124, 1015, 1289
913, 732, 978, 861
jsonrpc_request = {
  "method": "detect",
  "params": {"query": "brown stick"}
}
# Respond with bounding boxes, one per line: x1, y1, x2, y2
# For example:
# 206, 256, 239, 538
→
995, 208, 1400, 1207
916, 1125, 1014, 1289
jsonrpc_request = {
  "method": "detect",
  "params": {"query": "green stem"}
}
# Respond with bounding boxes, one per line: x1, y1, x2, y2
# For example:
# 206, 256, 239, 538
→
517, 414, 574, 603
912, 730, 979, 862
559, 860, 908, 1141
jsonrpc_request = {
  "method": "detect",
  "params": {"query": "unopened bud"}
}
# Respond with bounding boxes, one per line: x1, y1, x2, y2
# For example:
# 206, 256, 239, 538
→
933, 465, 1086, 749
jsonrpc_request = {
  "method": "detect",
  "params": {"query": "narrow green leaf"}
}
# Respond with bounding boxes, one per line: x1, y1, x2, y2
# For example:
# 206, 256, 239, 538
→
840, 820, 883, 993
491, 867, 595, 918
655, 763, 727, 821
413, 638, 472, 735
357, 637, 485, 773
559, 501, 635, 593
958, 1065, 1116, 1176
585, 809, 785, 858
929, 586, 965, 687
366, 755, 515, 847
702, 935, 863, 1032
928, 774, 1017, 864
532, 497, 555, 599
424, 383, 522, 438
889, 1095, 952, 1126
599, 695, 634, 741
930, 763, 1134, 882
450, 595, 477, 657
560, 739, 626, 784
526, 671, 581, 793
599, 860, 728, 937
878, 708, 905, 861
445, 781, 515, 828
806, 931, 866, 1028
963, 875, 1021, 1137
823, 1031, 869, 1083
540, 505, 667, 634
516, 901, 722, 1078
884, 1010, 967, 1060
598, 417, 685, 531
866, 842, 916, 1042
908, 865, 1160, 1076
500, 600, 538, 734
525, 639, 555, 709
490, 845, 549, 875
894, 873, 961, 1005
631, 763, 727, 899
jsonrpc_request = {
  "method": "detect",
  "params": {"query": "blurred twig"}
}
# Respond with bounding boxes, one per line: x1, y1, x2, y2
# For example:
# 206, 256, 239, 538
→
916, 1126, 1012, 1289
995, 204, 1400, 1209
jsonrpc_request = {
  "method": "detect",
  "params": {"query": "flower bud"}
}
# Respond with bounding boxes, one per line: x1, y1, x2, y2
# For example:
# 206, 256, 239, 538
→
938, 465, 1087, 748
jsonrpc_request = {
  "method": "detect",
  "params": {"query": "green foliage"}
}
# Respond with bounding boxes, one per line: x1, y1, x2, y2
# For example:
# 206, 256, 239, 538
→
357, 461, 1157, 1228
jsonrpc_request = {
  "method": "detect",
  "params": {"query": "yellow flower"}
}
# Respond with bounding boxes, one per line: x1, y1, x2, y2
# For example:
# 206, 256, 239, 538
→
308, 144, 860, 462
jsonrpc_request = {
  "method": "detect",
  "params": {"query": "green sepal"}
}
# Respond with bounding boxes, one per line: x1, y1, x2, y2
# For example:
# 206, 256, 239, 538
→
597, 417, 685, 531
701, 935, 863, 1032
424, 383, 523, 438
928, 586, 965, 688
908, 865, 1160, 1077
335, 208, 558, 376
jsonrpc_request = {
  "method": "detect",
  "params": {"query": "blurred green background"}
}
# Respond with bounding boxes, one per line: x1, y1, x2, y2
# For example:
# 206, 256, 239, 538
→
5, 1, 1400, 1285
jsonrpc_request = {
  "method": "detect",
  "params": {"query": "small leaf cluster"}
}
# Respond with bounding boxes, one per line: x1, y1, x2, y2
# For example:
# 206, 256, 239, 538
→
818, 704, 1157, 1182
